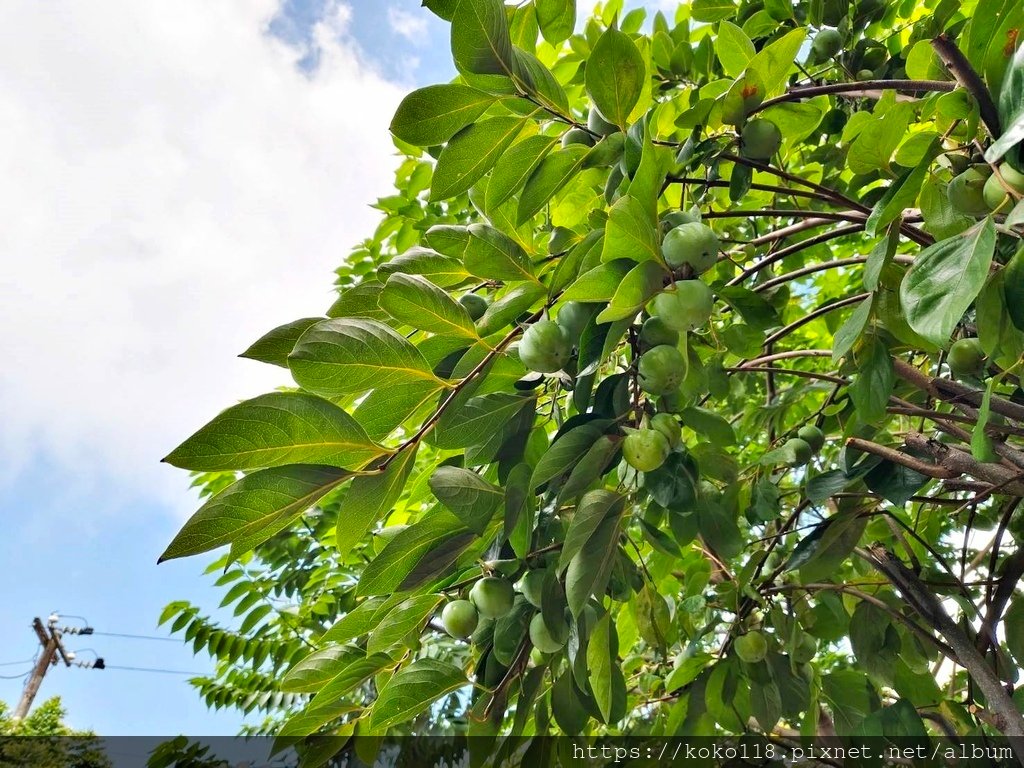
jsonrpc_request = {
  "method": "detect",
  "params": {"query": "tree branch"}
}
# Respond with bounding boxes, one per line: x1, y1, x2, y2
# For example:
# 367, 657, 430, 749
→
752, 79, 956, 114
859, 545, 1024, 743
931, 35, 1001, 138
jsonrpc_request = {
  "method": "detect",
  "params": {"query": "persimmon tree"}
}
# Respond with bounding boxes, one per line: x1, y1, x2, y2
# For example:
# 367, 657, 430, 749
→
158, 0, 1024, 757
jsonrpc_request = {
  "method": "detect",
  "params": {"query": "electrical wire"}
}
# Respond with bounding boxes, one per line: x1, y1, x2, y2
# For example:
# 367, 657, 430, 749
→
0, 658, 35, 667
0, 670, 31, 679
102, 665, 205, 675
90, 631, 181, 642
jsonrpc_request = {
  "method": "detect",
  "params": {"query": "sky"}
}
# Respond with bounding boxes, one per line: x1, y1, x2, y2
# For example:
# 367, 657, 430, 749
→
0, 0, 672, 739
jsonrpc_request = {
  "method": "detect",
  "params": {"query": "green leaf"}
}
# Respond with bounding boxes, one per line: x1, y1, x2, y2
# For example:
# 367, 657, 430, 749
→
367, 594, 445, 654
164, 392, 386, 471
562, 259, 635, 303
595, 260, 666, 322
985, 40, 1024, 166
832, 295, 872, 362
450, 0, 515, 77
849, 336, 894, 423
390, 84, 495, 146
476, 283, 547, 336
587, 612, 615, 722
369, 658, 468, 731
716, 21, 756, 77
435, 392, 534, 449
565, 512, 621, 616
357, 512, 472, 596
585, 27, 645, 128
380, 273, 479, 339
680, 407, 736, 446
747, 28, 806, 95
864, 137, 939, 237
971, 377, 1001, 463
899, 218, 996, 346
848, 102, 914, 175
336, 447, 418, 556
431, 117, 526, 201
485, 134, 560, 211
279, 654, 392, 737
517, 145, 589, 224
378, 248, 471, 288
532, 423, 607, 491
428, 466, 503, 534
240, 318, 322, 368
512, 49, 571, 115
160, 464, 351, 562
602, 194, 659, 263
536, 0, 576, 45
1006, 600, 1024, 664
282, 646, 362, 693
353, 381, 445, 442
692, 0, 737, 22
320, 598, 388, 645
464, 223, 537, 282
559, 489, 626, 570
863, 225, 899, 292
1003, 245, 1024, 330
289, 318, 441, 398
696, 499, 742, 560
327, 281, 388, 321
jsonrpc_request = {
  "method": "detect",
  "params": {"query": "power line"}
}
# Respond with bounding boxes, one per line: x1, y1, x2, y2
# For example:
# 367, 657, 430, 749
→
0, 658, 35, 667
89, 631, 180, 642
102, 665, 204, 675
0, 670, 31, 680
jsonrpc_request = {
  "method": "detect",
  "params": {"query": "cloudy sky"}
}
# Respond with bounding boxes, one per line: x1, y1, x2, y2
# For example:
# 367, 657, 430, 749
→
0, 0, 663, 737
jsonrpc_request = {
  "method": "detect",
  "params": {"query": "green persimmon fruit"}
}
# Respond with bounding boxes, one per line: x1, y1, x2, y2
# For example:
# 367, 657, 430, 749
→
661, 210, 701, 230
662, 222, 720, 273
650, 413, 682, 448
623, 429, 671, 472
373, 525, 408, 554
519, 320, 572, 373
983, 170, 1017, 211
796, 425, 825, 452
785, 438, 813, 467
470, 576, 516, 619
650, 281, 715, 331
459, 293, 489, 321
639, 316, 680, 348
561, 127, 595, 148
998, 162, 1024, 192
441, 600, 479, 639
529, 613, 567, 653
856, 69, 875, 81
518, 570, 546, 609
812, 28, 843, 60
557, 301, 591, 341
948, 337, 986, 376
742, 243, 757, 259
658, 389, 687, 413
587, 108, 618, 136
860, 45, 886, 70
734, 631, 768, 663
638, 345, 687, 395
740, 119, 782, 160
947, 167, 991, 215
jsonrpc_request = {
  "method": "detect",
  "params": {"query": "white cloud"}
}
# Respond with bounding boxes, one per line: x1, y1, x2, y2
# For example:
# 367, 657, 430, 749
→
387, 6, 430, 43
0, 1, 405, 521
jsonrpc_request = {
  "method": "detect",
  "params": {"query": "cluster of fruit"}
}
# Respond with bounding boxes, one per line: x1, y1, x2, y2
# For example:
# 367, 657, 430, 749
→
947, 162, 1024, 216
779, 424, 825, 468
439, 573, 567, 657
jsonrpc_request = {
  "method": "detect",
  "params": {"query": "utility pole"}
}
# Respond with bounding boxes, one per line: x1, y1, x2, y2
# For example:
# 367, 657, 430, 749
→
13, 616, 72, 720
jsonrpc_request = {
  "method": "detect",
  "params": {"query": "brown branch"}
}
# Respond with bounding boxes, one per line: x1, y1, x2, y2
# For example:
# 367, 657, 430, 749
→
931, 35, 1001, 138
751, 79, 956, 114
763, 293, 870, 347
859, 545, 1024, 742
903, 431, 1024, 495
665, 176, 834, 203
729, 226, 865, 285
846, 437, 959, 479
892, 358, 1024, 424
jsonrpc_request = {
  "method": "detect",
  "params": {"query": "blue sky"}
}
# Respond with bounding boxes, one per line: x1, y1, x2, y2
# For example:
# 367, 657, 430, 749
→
0, 0, 451, 736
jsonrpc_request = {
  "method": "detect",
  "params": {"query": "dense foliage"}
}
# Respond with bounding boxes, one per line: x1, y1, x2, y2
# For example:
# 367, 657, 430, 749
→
0, 697, 110, 767
159, 0, 1024, 759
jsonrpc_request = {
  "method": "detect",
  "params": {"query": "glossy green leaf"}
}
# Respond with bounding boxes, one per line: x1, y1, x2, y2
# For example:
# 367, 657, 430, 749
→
464, 223, 537, 282
595, 259, 666, 322
536, 0, 576, 45
336, 447, 418, 556
585, 27, 645, 128
380, 273, 479, 338
390, 84, 495, 146
378, 248, 471, 288
289, 318, 442, 398
367, 594, 445, 654
160, 464, 351, 562
561, 259, 635, 303
899, 218, 996, 346
450, 0, 514, 77
517, 145, 589, 224
369, 658, 468, 731
428, 465, 503, 534
602, 194, 659, 263
559, 489, 625, 570
164, 392, 386, 472
240, 318, 322, 368
431, 117, 527, 201
716, 21, 756, 77
485, 134, 560, 211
